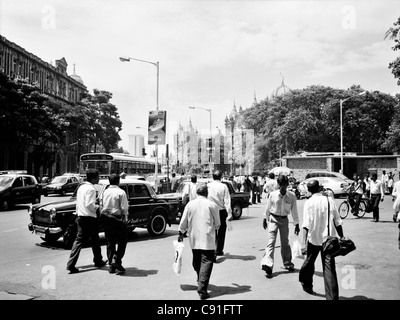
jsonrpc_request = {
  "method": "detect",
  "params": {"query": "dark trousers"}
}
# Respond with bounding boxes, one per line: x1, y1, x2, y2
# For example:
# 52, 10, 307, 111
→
101, 215, 128, 265
215, 209, 227, 254
299, 242, 339, 300
67, 216, 103, 269
353, 193, 362, 214
192, 249, 214, 295
370, 194, 381, 221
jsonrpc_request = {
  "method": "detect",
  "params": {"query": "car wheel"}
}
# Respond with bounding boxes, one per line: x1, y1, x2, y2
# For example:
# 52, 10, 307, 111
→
232, 203, 243, 220
0, 199, 11, 211
147, 213, 167, 236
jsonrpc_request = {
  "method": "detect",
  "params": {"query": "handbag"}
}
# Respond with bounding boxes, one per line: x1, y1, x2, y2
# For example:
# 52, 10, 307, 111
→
322, 196, 356, 257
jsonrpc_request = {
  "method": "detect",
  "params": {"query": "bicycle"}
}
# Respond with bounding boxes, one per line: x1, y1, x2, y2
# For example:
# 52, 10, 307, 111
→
338, 192, 368, 219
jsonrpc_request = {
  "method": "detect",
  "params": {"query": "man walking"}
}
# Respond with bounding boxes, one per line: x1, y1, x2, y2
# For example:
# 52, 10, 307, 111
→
262, 174, 300, 277
66, 169, 106, 274
264, 172, 279, 199
369, 172, 385, 222
100, 173, 129, 274
178, 183, 221, 300
207, 170, 232, 258
299, 179, 344, 300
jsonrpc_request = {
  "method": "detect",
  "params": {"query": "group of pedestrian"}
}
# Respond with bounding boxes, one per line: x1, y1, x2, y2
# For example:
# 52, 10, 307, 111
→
261, 174, 345, 300
66, 169, 129, 275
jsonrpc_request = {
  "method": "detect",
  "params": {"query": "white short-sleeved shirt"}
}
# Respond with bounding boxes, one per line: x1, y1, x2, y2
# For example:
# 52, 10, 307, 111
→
302, 193, 343, 246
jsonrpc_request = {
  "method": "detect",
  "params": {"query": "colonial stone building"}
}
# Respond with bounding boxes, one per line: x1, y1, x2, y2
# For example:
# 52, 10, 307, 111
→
0, 35, 88, 178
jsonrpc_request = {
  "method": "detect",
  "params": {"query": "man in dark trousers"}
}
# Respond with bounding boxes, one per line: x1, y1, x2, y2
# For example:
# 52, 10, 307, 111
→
66, 169, 106, 274
299, 179, 344, 300
100, 173, 129, 274
178, 183, 221, 300
207, 170, 232, 258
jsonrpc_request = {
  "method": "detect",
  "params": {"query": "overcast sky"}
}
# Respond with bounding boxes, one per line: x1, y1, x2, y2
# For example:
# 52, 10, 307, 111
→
1, 0, 399, 154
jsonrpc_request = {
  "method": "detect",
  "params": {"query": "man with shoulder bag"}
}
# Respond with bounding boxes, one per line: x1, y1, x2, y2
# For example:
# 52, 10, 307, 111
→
298, 179, 344, 300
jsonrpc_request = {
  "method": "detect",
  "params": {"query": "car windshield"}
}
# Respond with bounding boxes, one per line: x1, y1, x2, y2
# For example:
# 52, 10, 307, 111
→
0, 176, 13, 188
51, 176, 68, 184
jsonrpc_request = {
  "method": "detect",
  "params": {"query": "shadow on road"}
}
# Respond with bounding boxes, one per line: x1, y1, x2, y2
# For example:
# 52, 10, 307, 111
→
215, 253, 257, 263
180, 282, 252, 298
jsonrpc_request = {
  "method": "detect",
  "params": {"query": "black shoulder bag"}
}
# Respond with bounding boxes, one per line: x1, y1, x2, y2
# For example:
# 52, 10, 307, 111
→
322, 196, 356, 257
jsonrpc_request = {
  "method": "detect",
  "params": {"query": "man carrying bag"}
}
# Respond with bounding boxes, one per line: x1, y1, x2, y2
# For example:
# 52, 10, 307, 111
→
298, 179, 345, 300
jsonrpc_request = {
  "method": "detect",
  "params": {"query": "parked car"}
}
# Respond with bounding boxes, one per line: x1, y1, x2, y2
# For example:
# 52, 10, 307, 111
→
0, 171, 41, 211
42, 175, 80, 196
158, 178, 251, 220
297, 177, 351, 199
305, 171, 354, 184
28, 179, 180, 248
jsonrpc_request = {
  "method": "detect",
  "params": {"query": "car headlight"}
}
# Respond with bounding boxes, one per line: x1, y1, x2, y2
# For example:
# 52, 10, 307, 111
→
50, 208, 57, 221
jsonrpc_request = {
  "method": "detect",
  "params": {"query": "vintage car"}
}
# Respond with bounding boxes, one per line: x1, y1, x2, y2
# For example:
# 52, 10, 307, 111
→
158, 178, 251, 220
42, 175, 80, 196
0, 171, 41, 211
28, 179, 180, 248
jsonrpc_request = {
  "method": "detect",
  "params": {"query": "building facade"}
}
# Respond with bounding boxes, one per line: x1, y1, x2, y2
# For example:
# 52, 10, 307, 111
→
0, 35, 88, 179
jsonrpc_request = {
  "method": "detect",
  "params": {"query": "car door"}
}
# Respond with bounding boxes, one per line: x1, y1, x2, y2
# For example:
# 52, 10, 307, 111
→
125, 183, 153, 226
11, 177, 26, 204
23, 176, 37, 202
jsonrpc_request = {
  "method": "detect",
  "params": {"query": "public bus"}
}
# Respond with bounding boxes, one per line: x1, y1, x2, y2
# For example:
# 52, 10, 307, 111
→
79, 153, 158, 179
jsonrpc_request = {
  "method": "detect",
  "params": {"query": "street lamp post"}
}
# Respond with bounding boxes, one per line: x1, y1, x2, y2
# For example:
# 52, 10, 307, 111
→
188, 106, 212, 174
339, 91, 366, 174
119, 56, 160, 191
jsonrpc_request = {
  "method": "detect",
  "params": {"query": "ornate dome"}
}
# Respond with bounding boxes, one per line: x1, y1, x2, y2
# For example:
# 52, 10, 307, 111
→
70, 63, 84, 85
271, 73, 291, 98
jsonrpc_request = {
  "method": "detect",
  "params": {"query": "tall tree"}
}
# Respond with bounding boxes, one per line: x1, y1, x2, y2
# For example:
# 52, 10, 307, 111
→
385, 16, 400, 85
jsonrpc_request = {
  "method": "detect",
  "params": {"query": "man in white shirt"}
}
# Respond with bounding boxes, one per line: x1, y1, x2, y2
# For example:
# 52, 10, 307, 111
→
391, 173, 400, 222
100, 173, 129, 274
262, 174, 300, 277
178, 183, 221, 300
369, 172, 385, 222
66, 169, 106, 274
299, 179, 344, 300
182, 175, 198, 204
207, 170, 232, 257
264, 172, 279, 199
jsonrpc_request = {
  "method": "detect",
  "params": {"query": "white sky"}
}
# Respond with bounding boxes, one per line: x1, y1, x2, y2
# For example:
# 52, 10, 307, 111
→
1, 0, 399, 155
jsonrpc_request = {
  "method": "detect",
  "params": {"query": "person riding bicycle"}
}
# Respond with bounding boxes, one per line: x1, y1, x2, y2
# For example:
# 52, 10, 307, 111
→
346, 174, 365, 217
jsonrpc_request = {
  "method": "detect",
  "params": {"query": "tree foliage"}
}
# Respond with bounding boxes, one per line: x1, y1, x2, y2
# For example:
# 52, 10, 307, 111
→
240, 85, 398, 171
0, 72, 122, 158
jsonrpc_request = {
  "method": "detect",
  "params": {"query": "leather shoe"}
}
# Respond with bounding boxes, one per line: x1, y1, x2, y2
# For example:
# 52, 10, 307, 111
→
261, 265, 272, 277
94, 260, 107, 268
284, 265, 295, 272
115, 264, 126, 273
199, 292, 210, 300
301, 283, 314, 295
67, 266, 79, 274
108, 265, 116, 274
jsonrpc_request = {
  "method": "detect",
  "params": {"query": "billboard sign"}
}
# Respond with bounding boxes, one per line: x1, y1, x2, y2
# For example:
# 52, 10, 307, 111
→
148, 110, 166, 145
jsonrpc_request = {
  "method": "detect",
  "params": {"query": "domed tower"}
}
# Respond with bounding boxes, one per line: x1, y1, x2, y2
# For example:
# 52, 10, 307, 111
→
70, 63, 84, 85
271, 73, 292, 99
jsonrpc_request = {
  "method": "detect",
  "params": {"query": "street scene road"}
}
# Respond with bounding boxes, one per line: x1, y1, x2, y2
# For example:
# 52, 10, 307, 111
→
0, 193, 399, 301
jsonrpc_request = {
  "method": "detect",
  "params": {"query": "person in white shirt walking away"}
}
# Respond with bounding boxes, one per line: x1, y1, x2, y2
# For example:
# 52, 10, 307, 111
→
178, 183, 221, 300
